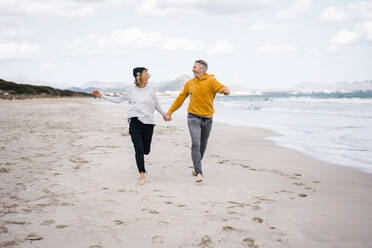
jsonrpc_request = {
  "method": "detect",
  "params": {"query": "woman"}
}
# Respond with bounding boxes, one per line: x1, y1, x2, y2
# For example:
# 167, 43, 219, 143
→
92, 67, 167, 185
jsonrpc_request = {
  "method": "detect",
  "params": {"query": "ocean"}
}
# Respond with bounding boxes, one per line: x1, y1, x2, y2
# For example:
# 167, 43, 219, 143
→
159, 92, 372, 174
97, 91, 372, 174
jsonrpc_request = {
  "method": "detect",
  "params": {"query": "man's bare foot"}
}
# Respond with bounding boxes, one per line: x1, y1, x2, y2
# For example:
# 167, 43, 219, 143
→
196, 173, 203, 182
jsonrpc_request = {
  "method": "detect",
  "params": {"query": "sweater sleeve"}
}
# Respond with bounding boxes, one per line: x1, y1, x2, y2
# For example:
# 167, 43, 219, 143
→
167, 82, 190, 114
101, 93, 129, 103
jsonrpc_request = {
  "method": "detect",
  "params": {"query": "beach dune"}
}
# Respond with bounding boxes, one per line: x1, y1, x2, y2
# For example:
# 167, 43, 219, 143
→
1, 98, 372, 248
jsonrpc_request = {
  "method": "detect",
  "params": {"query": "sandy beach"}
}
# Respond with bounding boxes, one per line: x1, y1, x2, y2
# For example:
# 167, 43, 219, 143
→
1, 98, 372, 248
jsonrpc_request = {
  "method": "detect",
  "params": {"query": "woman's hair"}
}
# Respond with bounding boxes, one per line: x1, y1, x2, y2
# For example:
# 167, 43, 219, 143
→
134, 68, 148, 87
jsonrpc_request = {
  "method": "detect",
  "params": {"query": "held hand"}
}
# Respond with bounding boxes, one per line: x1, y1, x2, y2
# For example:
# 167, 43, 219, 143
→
221, 87, 230, 95
92, 90, 102, 98
163, 113, 172, 121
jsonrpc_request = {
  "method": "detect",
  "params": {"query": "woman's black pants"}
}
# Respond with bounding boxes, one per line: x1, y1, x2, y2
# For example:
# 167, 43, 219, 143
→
129, 117, 154, 173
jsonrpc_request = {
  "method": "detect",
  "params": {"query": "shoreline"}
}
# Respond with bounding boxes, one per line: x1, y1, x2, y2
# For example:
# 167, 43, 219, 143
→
213, 120, 372, 176
1, 98, 372, 247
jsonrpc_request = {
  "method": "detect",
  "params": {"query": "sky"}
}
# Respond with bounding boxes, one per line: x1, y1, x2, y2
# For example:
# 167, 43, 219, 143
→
0, 0, 372, 90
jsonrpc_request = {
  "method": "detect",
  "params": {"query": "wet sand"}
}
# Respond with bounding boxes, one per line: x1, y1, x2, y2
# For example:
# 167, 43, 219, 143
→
1, 98, 372, 247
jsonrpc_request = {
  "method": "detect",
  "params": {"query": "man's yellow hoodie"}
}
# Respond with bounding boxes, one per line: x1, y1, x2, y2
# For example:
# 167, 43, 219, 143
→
167, 74, 226, 118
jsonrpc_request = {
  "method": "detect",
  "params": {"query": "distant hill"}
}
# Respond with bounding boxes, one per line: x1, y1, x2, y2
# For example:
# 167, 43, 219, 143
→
291, 80, 372, 92
154, 75, 191, 92
69, 80, 130, 93
0, 78, 91, 99
68, 75, 192, 93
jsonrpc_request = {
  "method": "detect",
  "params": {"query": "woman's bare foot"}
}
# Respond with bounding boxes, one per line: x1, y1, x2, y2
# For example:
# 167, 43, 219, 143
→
139, 172, 145, 185
196, 173, 203, 183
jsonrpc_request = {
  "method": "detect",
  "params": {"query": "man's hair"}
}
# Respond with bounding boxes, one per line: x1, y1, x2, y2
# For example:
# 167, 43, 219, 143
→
195, 59, 208, 71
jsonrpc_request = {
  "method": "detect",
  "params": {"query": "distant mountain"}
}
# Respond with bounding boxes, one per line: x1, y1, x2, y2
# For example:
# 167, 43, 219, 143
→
69, 75, 192, 93
291, 80, 372, 92
67, 80, 130, 93
154, 74, 191, 92
0, 78, 91, 99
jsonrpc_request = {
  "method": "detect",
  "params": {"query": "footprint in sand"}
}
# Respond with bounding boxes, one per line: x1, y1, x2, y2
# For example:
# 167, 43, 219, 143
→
0, 226, 8, 234
0, 241, 17, 247
0, 168, 10, 173
227, 210, 240, 215
298, 194, 307, 198
313, 180, 320, 184
227, 201, 250, 208
114, 220, 126, 225
89, 246, 101, 248
56, 225, 68, 229
251, 205, 261, 211
142, 208, 159, 214
292, 182, 305, 186
217, 160, 230, 164
6, 221, 29, 225
177, 204, 186, 207
40, 220, 55, 226
152, 235, 164, 244
157, 195, 173, 199
25, 233, 43, 240
243, 237, 258, 248
118, 189, 126, 193
69, 157, 89, 164
276, 190, 293, 194
199, 235, 213, 248
252, 217, 263, 223
222, 226, 236, 231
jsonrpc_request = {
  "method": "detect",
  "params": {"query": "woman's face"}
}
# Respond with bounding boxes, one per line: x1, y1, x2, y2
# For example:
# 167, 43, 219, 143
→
142, 70, 150, 85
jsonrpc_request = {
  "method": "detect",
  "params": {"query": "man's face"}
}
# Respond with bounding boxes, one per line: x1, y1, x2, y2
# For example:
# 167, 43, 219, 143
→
192, 63, 205, 78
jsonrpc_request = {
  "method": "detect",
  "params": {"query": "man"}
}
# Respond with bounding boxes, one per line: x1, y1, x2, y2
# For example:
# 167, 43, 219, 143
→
164, 60, 230, 182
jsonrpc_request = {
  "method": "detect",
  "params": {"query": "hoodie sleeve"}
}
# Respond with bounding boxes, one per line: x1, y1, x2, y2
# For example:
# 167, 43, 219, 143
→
211, 78, 226, 94
167, 81, 190, 114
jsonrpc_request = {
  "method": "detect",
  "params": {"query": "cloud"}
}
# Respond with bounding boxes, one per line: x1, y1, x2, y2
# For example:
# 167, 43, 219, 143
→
256, 43, 297, 54
247, 21, 300, 32
0, 27, 33, 41
136, 0, 274, 16
330, 30, 359, 46
277, 0, 312, 19
64, 27, 234, 56
320, 1, 372, 21
357, 21, 372, 42
206, 40, 235, 55
0, 0, 128, 18
0, 41, 39, 60
326, 21, 372, 53
306, 48, 318, 55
